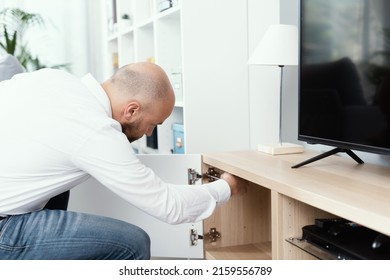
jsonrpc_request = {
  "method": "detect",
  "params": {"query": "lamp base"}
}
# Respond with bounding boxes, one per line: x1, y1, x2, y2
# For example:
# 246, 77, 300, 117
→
258, 142, 304, 155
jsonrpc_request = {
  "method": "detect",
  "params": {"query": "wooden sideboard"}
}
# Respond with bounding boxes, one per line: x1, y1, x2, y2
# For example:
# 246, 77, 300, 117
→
201, 150, 390, 260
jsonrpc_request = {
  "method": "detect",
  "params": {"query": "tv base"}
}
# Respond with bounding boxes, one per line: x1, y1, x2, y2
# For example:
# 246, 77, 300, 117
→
291, 147, 364, 168
258, 142, 304, 155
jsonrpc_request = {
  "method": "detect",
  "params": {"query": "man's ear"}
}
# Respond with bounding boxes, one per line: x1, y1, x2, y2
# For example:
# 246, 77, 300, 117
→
124, 101, 141, 122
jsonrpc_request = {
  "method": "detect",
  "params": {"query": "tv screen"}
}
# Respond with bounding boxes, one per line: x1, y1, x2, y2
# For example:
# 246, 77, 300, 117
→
298, 0, 390, 166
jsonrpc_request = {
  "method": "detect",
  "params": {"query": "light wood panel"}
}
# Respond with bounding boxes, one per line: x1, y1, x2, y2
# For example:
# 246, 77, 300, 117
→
203, 150, 390, 237
205, 242, 272, 260
202, 150, 390, 259
202, 176, 271, 249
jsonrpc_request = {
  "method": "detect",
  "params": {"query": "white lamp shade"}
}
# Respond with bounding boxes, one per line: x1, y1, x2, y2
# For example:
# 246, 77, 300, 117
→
248, 24, 298, 66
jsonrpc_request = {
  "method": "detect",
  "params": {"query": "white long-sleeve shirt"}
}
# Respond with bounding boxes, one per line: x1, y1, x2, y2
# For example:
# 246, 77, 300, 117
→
0, 69, 230, 224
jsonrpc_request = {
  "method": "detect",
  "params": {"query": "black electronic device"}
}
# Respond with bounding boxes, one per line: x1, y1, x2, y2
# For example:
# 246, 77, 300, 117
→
372, 234, 390, 252
301, 218, 390, 259
295, 0, 390, 168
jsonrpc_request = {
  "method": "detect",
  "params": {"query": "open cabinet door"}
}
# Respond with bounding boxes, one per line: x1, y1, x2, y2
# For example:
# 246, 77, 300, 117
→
68, 154, 204, 259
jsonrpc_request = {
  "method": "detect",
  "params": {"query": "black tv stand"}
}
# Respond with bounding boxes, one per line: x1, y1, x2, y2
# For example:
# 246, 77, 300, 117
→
291, 147, 364, 168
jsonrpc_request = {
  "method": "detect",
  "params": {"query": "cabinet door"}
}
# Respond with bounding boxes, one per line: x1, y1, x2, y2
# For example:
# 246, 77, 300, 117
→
68, 154, 204, 259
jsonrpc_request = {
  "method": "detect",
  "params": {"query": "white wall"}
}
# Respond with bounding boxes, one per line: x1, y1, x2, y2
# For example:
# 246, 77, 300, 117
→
0, 0, 105, 80
247, 0, 281, 149
279, 0, 300, 145
84, 0, 107, 82
247, 0, 302, 150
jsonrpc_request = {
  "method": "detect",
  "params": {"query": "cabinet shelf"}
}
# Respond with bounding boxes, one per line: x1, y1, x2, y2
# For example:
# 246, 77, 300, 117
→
136, 18, 154, 29
118, 26, 134, 36
102, 0, 251, 155
174, 100, 184, 108
157, 5, 180, 20
107, 33, 118, 42
205, 242, 272, 260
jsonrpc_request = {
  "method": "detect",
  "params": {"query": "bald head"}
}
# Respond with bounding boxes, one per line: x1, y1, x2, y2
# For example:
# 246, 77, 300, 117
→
105, 62, 174, 104
101, 62, 176, 142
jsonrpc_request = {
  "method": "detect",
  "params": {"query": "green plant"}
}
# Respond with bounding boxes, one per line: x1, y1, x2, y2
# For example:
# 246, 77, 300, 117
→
0, 7, 69, 71
121, 14, 130, 20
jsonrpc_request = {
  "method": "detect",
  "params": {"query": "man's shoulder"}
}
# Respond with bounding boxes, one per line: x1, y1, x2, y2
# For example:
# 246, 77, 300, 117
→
33, 68, 75, 79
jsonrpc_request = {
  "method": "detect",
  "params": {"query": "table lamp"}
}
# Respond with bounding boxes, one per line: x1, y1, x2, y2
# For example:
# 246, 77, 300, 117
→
248, 24, 303, 155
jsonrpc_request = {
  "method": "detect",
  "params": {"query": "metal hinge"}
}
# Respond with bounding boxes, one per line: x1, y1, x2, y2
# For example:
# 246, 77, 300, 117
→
188, 168, 202, 185
190, 228, 203, 246
187, 167, 222, 185
190, 227, 221, 246
203, 167, 221, 182
204, 227, 221, 243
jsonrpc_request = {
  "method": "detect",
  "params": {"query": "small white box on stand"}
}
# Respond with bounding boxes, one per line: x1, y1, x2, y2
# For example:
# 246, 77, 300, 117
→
258, 142, 304, 155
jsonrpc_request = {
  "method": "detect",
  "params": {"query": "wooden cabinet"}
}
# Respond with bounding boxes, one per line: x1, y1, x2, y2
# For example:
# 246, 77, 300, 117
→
69, 149, 390, 259
202, 150, 390, 259
202, 179, 272, 260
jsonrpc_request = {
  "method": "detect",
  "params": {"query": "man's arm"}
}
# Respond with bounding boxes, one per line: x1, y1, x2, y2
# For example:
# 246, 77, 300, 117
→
221, 173, 247, 196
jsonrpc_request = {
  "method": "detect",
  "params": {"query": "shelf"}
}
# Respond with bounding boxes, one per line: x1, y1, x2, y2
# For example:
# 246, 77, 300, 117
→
135, 17, 154, 29
205, 242, 272, 260
286, 238, 338, 260
157, 5, 180, 20
118, 25, 134, 36
107, 33, 118, 42
174, 101, 184, 108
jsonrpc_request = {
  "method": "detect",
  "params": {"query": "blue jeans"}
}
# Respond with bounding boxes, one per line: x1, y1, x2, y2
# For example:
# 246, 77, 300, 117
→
0, 209, 151, 260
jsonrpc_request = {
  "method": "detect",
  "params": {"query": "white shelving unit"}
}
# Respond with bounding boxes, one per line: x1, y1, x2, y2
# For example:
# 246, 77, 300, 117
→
100, 0, 251, 155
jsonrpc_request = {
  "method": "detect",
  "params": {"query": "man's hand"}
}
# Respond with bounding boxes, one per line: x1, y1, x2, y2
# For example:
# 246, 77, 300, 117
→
220, 172, 247, 196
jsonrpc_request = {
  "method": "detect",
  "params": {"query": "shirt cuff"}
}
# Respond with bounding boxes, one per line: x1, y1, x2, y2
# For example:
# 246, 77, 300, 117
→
203, 179, 231, 205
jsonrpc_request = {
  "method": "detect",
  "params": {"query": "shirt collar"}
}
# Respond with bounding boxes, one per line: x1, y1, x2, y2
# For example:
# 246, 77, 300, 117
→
81, 73, 112, 117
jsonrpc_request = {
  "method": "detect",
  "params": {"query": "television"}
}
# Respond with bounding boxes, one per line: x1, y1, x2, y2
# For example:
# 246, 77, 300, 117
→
295, 0, 390, 168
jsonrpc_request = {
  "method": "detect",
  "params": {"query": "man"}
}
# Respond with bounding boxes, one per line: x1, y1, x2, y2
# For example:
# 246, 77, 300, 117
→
0, 62, 243, 259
